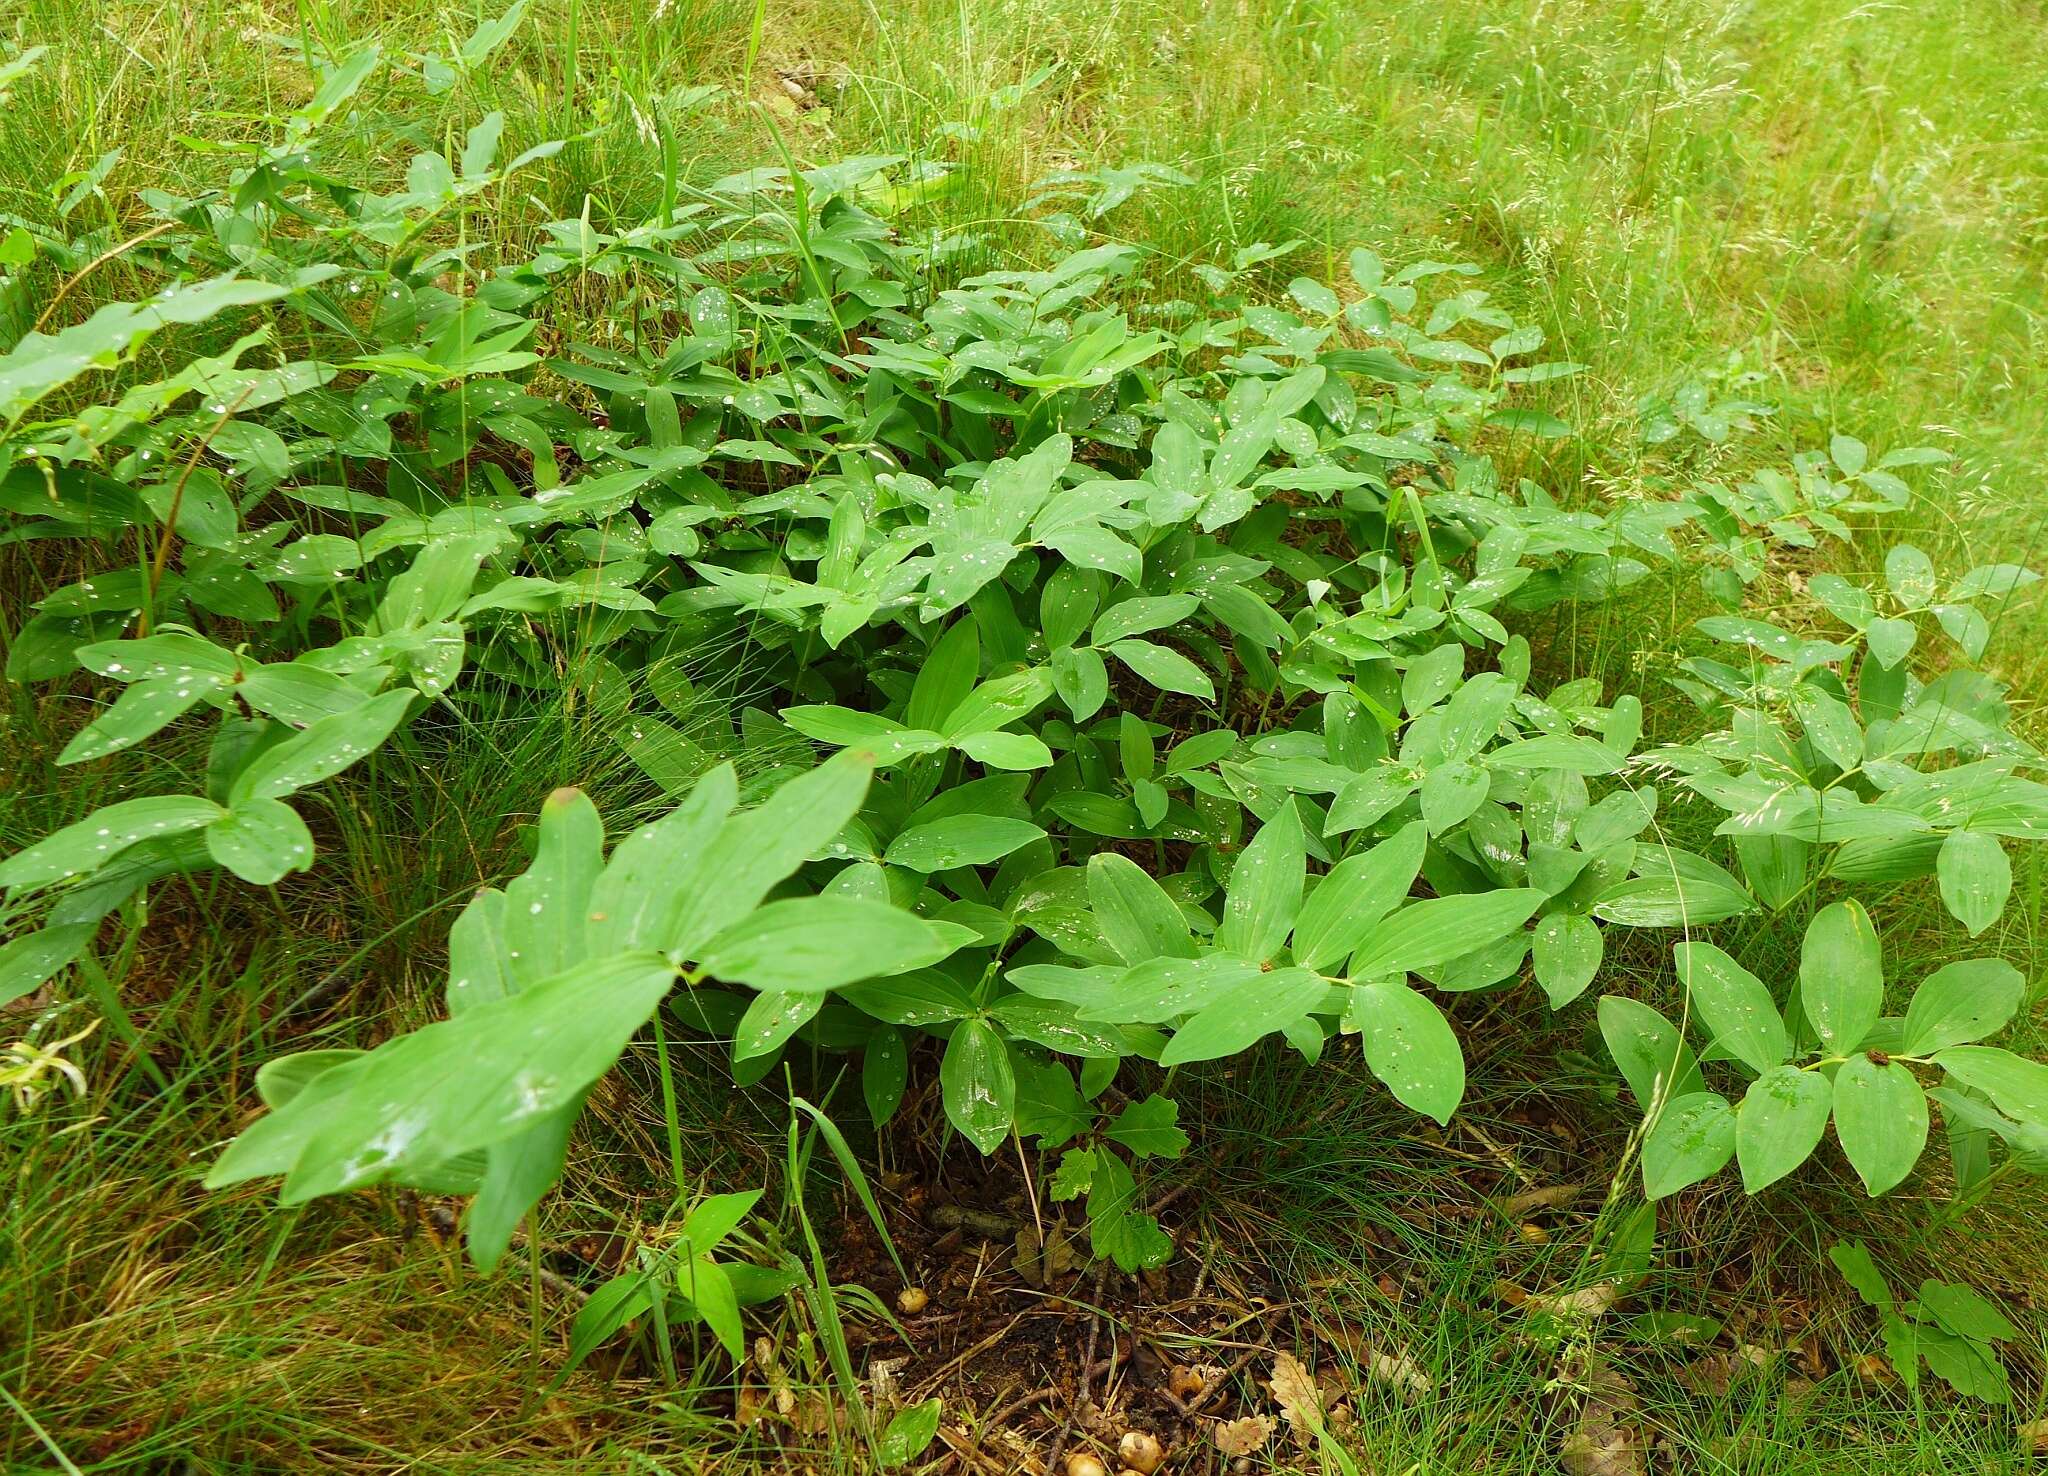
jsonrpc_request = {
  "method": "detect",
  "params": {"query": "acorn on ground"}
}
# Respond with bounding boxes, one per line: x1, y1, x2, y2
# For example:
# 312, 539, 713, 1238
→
1118, 1431, 1165, 1474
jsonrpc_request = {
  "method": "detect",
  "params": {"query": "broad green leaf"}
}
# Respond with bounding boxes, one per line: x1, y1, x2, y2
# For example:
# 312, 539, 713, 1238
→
254, 1049, 365, 1110
1899, 959, 2024, 1055
228, 688, 414, 804
680, 1189, 763, 1254
371, 535, 496, 632
1347, 888, 1542, 980
940, 1018, 1015, 1154
1733, 833, 1809, 909
77, 633, 239, 684
954, 730, 1054, 770
1931, 1047, 2048, 1126
989, 998, 1128, 1058
1087, 853, 1196, 964
1325, 768, 1419, 834
564, 1274, 655, 1373
1917, 1281, 2019, 1344
1642, 1092, 1736, 1199
1810, 574, 1875, 630
1915, 1325, 2009, 1404
678, 1255, 743, 1359
1673, 941, 1787, 1074
236, 663, 373, 725
842, 969, 979, 1024
1483, 734, 1626, 774
0, 275, 289, 423
1434, 673, 1516, 762
1077, 954, 1265, 1023
863, 1027, 909, 1124
1799, 899, 1882, 1052
503, 787, 604, 986
1291, 822, 1426, 971
1792, 686, 1863, 772
1209, 367, 1323, 492
1106, 638, 1214, 701
445, 889, 512, 1012
205, 798, 314, 885
1884, 544, 1937, 609
1420, 761, 1488, 832
1948, 564, 2039, 601
586, 765, 738, 954
0, 924, 93, 1009
1085, 1148, 1174, 1271
1104, 1095, 1189, 1159
1833, 1056, 1928, 1195
664, 753, 872, 954
877, 1399, 943, 1468
208, 951, 675, 1199
784, 706, 932, 751
1217, 801, 1305, 962
1933, 603, 1989, 661
1040, 525, 1141, 584
1592, 849, 1754, 926
697, 896, 971, 993
0, 795, 223, 889
468, 1103, 580, 1272
1051, 645, 1109, 720
732, 990, 826, 1061
941, 667, 1054, 738
884, 815, 1045, 871
1865, 616, 1915, 669
1012, 1056, 1090, 1146
1829, 1241, 1895, 1309
1401, 643, 1463, 713
1736, 1066, 1832, 1192
1049, 1146, 1097, 1200
1599, 996, 1706, 1109
1531, 911, 1602, 1007
1091, 594, 1199, 646
1159, 966, 1325, 1065
58, 675, 224, 764
1936, 830, 2009, 936
906, 620, 979, 730
1353, 978, 1464, 1124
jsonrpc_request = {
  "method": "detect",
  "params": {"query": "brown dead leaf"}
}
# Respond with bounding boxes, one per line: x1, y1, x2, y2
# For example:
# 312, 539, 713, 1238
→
1677, 1347, 1775, 1398
1267, 1351, 1322, 1444
2018, 1417, 2048, 1453
752, 1335, 797, 1417
1675, 1353, 1742, 1397
868, 1355, 906, 1417
1498, 1183, 1584, 1216
1213, 1414, 1276, 1457
1559, 1366, 1644, 1476
1559, 1411, 1645, 1476
1514, 1281, 1620, 1323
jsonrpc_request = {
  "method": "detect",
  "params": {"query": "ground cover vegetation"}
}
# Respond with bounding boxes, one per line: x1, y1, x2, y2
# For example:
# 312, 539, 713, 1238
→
2, 1, 2045, 1471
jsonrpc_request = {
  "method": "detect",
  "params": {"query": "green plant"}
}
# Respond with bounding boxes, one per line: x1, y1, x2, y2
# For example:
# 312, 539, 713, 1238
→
1600, 906, 2032, 1199
1829, 1241, 2021, 1404
2, 34, 2043, 1397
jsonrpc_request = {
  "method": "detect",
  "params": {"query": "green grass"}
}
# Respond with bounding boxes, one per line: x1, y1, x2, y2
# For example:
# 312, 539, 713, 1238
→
3, 0, 2046, 1470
